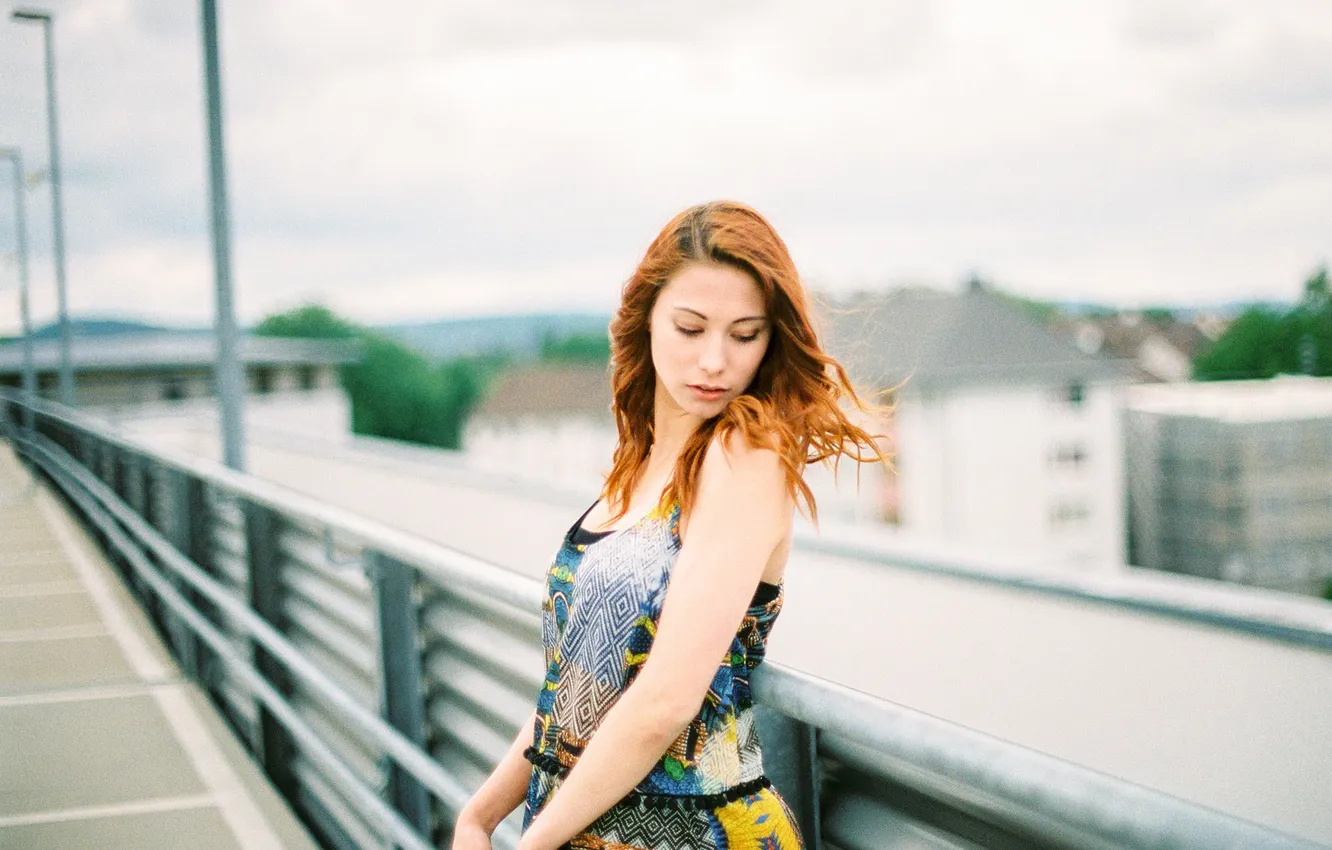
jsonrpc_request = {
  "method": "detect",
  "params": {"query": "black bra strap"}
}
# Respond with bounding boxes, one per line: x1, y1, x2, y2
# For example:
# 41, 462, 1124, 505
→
565, 500, 603, 542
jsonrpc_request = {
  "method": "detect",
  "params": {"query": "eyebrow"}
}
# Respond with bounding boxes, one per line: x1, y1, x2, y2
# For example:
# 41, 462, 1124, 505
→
673, 307, 768, 325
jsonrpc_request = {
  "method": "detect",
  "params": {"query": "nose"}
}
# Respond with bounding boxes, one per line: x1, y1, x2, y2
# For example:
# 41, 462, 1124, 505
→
698, 331, 726, 376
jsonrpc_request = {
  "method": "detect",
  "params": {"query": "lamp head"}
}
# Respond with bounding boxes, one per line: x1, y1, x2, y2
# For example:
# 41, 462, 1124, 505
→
11, 8, 53, 23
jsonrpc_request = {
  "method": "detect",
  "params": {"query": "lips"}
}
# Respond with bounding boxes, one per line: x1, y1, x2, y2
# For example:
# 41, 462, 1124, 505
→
689, 384, 727, 401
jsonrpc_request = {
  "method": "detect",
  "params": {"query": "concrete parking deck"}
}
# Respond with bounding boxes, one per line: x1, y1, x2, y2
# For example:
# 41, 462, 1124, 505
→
0, 444, 319, 850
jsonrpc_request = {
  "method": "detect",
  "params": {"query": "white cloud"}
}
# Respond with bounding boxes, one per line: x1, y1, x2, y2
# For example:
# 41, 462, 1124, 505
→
1, 0, 1329, 335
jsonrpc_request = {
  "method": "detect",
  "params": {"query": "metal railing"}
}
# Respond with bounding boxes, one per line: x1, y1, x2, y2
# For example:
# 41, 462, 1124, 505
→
0, 391, 1320, 850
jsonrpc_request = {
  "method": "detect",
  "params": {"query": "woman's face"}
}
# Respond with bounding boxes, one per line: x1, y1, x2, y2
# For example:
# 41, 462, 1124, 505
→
649, 262, 771, 422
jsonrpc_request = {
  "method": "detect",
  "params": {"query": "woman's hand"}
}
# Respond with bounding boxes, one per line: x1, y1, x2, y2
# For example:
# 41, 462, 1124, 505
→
449, 810, 493, 850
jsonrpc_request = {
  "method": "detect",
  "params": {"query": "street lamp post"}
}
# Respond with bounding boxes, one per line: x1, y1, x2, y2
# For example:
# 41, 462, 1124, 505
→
12, 7, 74, 408
199, 0, 246, 471
1, 147, 37, 433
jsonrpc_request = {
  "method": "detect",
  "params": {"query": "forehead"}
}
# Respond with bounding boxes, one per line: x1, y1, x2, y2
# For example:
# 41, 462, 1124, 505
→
656, 263, 766, 318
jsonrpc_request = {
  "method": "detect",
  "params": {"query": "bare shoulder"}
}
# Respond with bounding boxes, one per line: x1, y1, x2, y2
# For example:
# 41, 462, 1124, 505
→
687, 430, 790, 541
677, 430, 793, 567
698, 429, 784, 487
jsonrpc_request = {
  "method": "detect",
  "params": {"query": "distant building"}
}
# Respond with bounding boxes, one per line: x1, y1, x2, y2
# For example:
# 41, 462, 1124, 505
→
1126, 375, 1332, 597
463, 286, 1136, 570
820, 283, 1134, 569
1053, 313, 1216, 383
0, 332, 360, 436
463, 362, 614, 493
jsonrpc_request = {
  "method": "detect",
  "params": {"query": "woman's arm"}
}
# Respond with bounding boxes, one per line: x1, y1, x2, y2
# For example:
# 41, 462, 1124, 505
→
518, 434, 790, 850
452, 712, 537, 844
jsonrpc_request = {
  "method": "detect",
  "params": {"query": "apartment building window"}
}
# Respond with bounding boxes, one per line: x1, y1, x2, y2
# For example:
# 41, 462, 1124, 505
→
252, 367, 273, 395
299, 365, 319, 390
1049, 499, 1091, 528
1048, 442, 1088, 470
1066, 382, 1085, 408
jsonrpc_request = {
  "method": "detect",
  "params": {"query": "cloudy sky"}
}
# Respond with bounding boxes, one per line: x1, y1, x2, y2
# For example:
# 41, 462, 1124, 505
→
0, 0, 1329, 332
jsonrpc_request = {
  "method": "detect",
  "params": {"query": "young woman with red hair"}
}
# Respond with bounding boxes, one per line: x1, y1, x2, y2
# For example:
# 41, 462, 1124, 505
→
452, 201, 885, 850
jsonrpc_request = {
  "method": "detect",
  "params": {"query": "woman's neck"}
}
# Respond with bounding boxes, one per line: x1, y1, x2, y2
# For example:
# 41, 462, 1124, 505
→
650, 382, 702, 470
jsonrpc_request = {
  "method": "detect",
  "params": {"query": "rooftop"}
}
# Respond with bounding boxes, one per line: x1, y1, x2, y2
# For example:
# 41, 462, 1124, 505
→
473, 361, 613, 420
0, 332, 361, 375
1127, 375, 1332, 422
820, 284, 1132, 394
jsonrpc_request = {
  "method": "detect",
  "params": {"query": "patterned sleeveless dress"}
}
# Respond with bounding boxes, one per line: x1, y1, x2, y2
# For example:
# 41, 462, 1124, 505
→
521, 498, 803, 849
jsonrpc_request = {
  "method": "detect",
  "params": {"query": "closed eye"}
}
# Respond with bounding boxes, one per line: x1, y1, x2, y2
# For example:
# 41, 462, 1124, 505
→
733, 333, 760, 343
676, 326, 703, 337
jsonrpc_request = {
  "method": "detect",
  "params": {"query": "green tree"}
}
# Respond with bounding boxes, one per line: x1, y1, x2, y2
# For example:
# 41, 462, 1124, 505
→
1194, 307, 1293, 380
255, 303, 488, 451
1142, 307, 1177, 324
1302, 266, 1330, 310
540, 331, 611, 363
1296, 266, 1332, 376
253, 303, 360, 339
1195, 265, 1332, 381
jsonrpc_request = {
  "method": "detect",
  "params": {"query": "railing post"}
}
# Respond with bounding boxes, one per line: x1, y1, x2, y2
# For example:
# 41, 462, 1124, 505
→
111, 446, 128, 505
93, 436, 108, 484
102, 447, 139, 589
122, 451, 159, 618
245, 500, 299, 799
124, 451, 145, 516
140, 454, 158, 531
370, 550, 432, 838
74, 429, 92, 470
162, 467, 209, 681
757, 706, 823, 850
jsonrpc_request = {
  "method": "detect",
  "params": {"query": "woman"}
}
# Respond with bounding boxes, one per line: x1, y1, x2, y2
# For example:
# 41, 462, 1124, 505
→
452, 201, 886, 849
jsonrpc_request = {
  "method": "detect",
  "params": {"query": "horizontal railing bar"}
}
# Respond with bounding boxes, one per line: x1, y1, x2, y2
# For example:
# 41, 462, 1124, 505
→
795, 530, 1332, 652
3, 393, 1321, 849
6, 389, 1330, 650
27, 442, 433, 850
4, 391, 544, 611
751, 664, 1320, 850
21, 433, 477, 821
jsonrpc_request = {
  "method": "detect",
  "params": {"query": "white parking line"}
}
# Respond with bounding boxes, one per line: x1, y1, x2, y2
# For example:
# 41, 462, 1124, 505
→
0, 679, 180, 708
36, 493, 168, 682
0, 624, 110, 643
0, 550, 69, 565
0, 795, 217, 828
0, 581, 86, 597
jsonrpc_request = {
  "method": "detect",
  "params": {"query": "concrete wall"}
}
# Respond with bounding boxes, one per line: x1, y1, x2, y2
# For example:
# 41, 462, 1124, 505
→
894, 381, 1126, 569
92, 387, 353, 443
464, 415, 616, 495
463, 384, 1128, 571
1126, 404, 1332, 597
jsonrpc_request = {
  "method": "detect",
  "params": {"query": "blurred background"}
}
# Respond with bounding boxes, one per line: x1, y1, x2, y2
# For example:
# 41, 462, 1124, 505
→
2, 3, 1332, 847
1, 2, 1328, 323
2, 1, 1331, 581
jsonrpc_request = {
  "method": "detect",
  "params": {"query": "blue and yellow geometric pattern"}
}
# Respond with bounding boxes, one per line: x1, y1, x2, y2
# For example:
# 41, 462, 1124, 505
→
522, 500, 800, 847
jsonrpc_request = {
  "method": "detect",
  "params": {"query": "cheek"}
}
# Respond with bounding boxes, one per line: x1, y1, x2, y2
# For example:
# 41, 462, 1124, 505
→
649, 328, 684, 379
735, 341, 770, 384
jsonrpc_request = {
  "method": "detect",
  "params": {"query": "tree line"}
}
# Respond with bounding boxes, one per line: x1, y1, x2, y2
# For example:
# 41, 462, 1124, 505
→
254, 304, 609, 450
254, 305, 490, 450
1195, 266, 1331, 380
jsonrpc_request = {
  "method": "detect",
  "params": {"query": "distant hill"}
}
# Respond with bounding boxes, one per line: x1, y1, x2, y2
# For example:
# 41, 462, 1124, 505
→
1048, 299, 1291, 320
375, 313, 612, 361
31, 318, 184, 339
10, 313, 613, 362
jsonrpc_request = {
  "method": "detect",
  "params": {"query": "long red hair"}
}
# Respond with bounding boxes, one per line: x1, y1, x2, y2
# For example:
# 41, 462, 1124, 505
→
601, 201, 889, 525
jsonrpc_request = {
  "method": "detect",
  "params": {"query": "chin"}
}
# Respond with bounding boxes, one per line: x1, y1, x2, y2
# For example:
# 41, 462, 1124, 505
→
668, 388, 728, 420
689, 398, 731, 419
